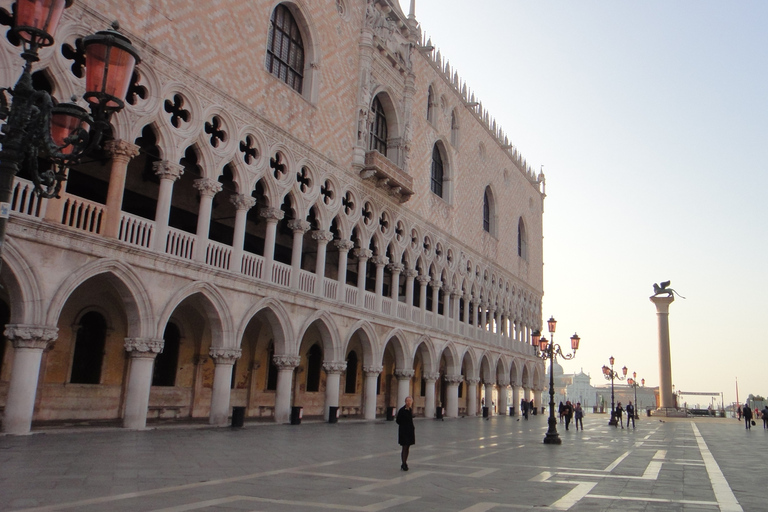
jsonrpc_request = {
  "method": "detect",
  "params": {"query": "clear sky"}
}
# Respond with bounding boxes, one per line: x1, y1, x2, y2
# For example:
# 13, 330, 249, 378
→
402, 0, 768, 408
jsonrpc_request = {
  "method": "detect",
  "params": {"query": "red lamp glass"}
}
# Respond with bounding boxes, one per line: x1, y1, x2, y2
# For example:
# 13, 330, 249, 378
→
602, 365, 610, 376
622, 366, 628, 377
531, 330, 541, 347
50, 102, 91, 155
547, 316, 557, 333
641, 378, 645, 386
14, 0, 72, 47
538, 336, 549, 352
570, 333, 580, 351
609, 356, 615, 366
83, 26, 141, 111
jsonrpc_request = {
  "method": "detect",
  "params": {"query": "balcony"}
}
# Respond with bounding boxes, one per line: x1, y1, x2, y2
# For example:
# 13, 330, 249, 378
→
361, 151, 414, 203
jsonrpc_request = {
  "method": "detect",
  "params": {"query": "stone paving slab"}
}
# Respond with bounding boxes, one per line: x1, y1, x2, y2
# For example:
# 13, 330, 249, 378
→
1, 414, 766, 511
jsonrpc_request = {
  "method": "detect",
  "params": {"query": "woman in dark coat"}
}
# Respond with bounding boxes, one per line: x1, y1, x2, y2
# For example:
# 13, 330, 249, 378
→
396, 396, 415, 471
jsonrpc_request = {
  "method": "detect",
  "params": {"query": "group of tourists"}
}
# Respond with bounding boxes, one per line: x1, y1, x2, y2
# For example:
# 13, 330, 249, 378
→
738, 403, 768, 430
557, 401, 585, 430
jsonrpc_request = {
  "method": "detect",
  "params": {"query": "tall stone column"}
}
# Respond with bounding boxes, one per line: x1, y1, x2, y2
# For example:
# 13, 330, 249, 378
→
511, 384, 520, 416
152, 161, 184, 252
480, 303, 488, 334
466, 378, 479, 416
2, 325, 57, 435
388, 263, 403, 301
372, 255, 389, 311
472, 298, 479, 329
354, 248, 372, 307
404, 268, 417, 309
484, 382, 495, 414
430, 279, 441, 327
394, 369, 414, 409
103, 140, 140, 238
230, 194, 256, 273
123, 338, 164, 430
323, 361, 346, 421
209, 347, 241, 426
260, 207, 284, 281
334, 240, 354, 301
442, 284, 452, 324
534, 389, 543, 414
497, 377, 509, 415
650, 295, 675, 410
312, 230, 334, 297
363, 365, 382, 420
288, 219, 311, 289
273, 355, 300, 423
444, 375, 462, 418
193, 178, 222, 262
417, 275, 429, 322
424, 372, 440, 418
463, 294, 471, 328
451, 288, 461, 333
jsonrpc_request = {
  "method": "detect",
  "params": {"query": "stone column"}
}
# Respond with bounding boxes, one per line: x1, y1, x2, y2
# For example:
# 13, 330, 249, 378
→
497, 377, 509, 415
354, 248, 372, 307
472, 297, 479, 328
363, 365, 383, 420
466, 378, 479, 416
152, 161, 184, 252
323, 361, 346, 421
423, 372, 440, 418
451, 288, 461, 333
463, 294, 471, 327
442, 284, 451, 325
123, 338, 164, 430
651, 295, 675, 409
260, 207, 284, 281
193, 178, 223, 262
484, 382, 495, 414
273, 355, 300, 423
372, 255, 389, 311
209, 347, 241, 426
288, 219, 311, 289
388, 263, 403, 301
312, 230, 334, 297
444, 375, 462, 418
334, 240, 354, 301
430, 279, 441, 327
404, 268, 417, 309
394, 368, 415, 408
511, 384, 520, 416
103, 140, 140, 238
534, 389, 543, 414
2, 325, 57, 435
417, 275, 430, 322
229, 194, 256, 273
480, 303, 488, 333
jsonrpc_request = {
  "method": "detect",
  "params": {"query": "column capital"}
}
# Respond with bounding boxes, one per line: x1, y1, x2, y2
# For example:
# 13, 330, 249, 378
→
444, 374, 463, 385
260, 207, 285, 222
404, 268, 419, 279
387, 262, 404, 274
124, 337, 164, 358
273, 354, 301, 369
416, 275, 431, 285
287, 219, 311, 234
497, 377, 510, 386
334, 239, 355, 252
430, 279, 442, 288
312, 230, 334, 243
104, 139, 140, 160
353, 248, 373, 260
394, 368, 415, 380
153, 160, 185, 181
363, 365, 383, 375
372, 255, 389, 267
322, 361, 347, 374
230, 194, 256, 211
209, 347, 242, 364
4, 324, 58, 349
450, 287, 461, 298
465, 378, 480, 385
650, 295, 674, 312
193, 178, 223, 197
423, 372, 441, 381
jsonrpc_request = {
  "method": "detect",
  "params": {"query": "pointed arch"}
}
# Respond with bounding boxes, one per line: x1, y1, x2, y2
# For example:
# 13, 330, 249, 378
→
296, 309, 342, 361
156, 281, 234, 347
344, 319, 380, 366
236, 297, 293, 355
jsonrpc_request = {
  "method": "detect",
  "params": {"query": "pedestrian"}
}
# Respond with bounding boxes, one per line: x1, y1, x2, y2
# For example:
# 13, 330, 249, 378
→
530, 400, 535, 415
522, 398, 529, 420
626, 401, 636, 429
737, 405, 742, 420
574, 402, 584, 430
742, 403, 752, 430
564, 401, 574, 430
615, 402, 624, 429
396, 396, 415, 470
762, 406, 768, 429
558, 401, 565, 423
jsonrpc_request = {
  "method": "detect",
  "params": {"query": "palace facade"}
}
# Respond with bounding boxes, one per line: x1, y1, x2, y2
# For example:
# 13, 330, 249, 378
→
0, 0, 546, 434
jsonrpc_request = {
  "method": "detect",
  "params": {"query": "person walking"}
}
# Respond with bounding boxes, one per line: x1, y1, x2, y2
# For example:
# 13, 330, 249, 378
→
396, 396, 415, 470
626, 401, 636, 429
563, 401, 574, 431
522, 398, 529, 420
762, 405, 768, 429
574, 402, 584, 430
743, 403, 753, 430
615, 402, 624, 429
558, 401, 565, 423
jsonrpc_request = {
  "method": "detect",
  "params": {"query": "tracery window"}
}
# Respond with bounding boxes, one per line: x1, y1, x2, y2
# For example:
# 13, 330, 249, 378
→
369, 95, 388, 155
483, 190, 490, 232
266, 4, 305, 93
518, 217, 528, 259
431, 143, 444, 197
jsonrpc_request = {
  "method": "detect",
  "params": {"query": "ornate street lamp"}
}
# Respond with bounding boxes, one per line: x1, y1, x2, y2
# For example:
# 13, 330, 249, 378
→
537, 316, 581, 445
602, 356, 627, 426
0, 0, 140, 266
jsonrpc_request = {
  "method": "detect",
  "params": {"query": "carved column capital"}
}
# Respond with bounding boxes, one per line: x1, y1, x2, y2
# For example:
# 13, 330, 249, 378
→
104, 139, 140, 161
372, 255, 389, 267
209, 347, 242, 364
334, 239, 355, 252
444, 374, 464, 385
353, 248, 373, 260
387, 263, 404, 274
124, 338, 164, 358
312, 230, 334, 243
430, 279, 442, 289
230, 194, 256, 211
5, 324, 58, 349
287, 219, 311, 234
394, 368, 415, 380
497, 377, 510, 387
416, 275, 431, 285
322, 361, 347, 374
465, 378, 480, 385
153, 160, 185, 181
193, 178, 222, 197
260, 207, 285, 222
273, 354, 301, 369
363, 365, 383, 375
423, 372, 441, 381
404, 269, 419, 279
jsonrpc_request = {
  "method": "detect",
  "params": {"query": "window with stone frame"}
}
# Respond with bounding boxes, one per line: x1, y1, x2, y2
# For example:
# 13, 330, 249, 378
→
266, 4, 305, 93
483, 190, 490, 232
431, 143, 444, 197
369, 95, 388, 155
518, 217, 528, 259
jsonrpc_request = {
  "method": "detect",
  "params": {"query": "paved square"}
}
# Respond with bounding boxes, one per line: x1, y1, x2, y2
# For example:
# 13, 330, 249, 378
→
1, 414, 765, 511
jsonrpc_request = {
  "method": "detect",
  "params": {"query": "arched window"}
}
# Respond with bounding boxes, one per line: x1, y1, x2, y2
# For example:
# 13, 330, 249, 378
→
266, 4, 305, 93
369, 95, 388, 155
306, 343, 323, 392
266, 342, 278, 391
483, 186, 496, 236
431, 144, 444, 197
153, 322, 180, 387
70, 311, 107, 384
345, 350, 358, 394
450, 110, 459, 146
518, 217, 528, 259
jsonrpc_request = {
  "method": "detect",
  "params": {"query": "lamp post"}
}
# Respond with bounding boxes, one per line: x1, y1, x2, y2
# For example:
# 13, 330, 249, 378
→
628, 372, 642, 419
535, 316, 581, 445
602, 356, 626, 426
0, 0, 140, 270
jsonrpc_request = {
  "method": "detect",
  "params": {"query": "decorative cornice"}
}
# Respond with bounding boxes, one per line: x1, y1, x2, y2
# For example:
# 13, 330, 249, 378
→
209, 347, 242, 363
322, 361, 347, 374
5, 324, 58, 349
124, 338, 164, 357
273, 355, 301, 369
394, 368, 415, 379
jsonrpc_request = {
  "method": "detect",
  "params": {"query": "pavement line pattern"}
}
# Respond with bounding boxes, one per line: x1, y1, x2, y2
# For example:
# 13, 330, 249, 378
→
691, 422, 743, 512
